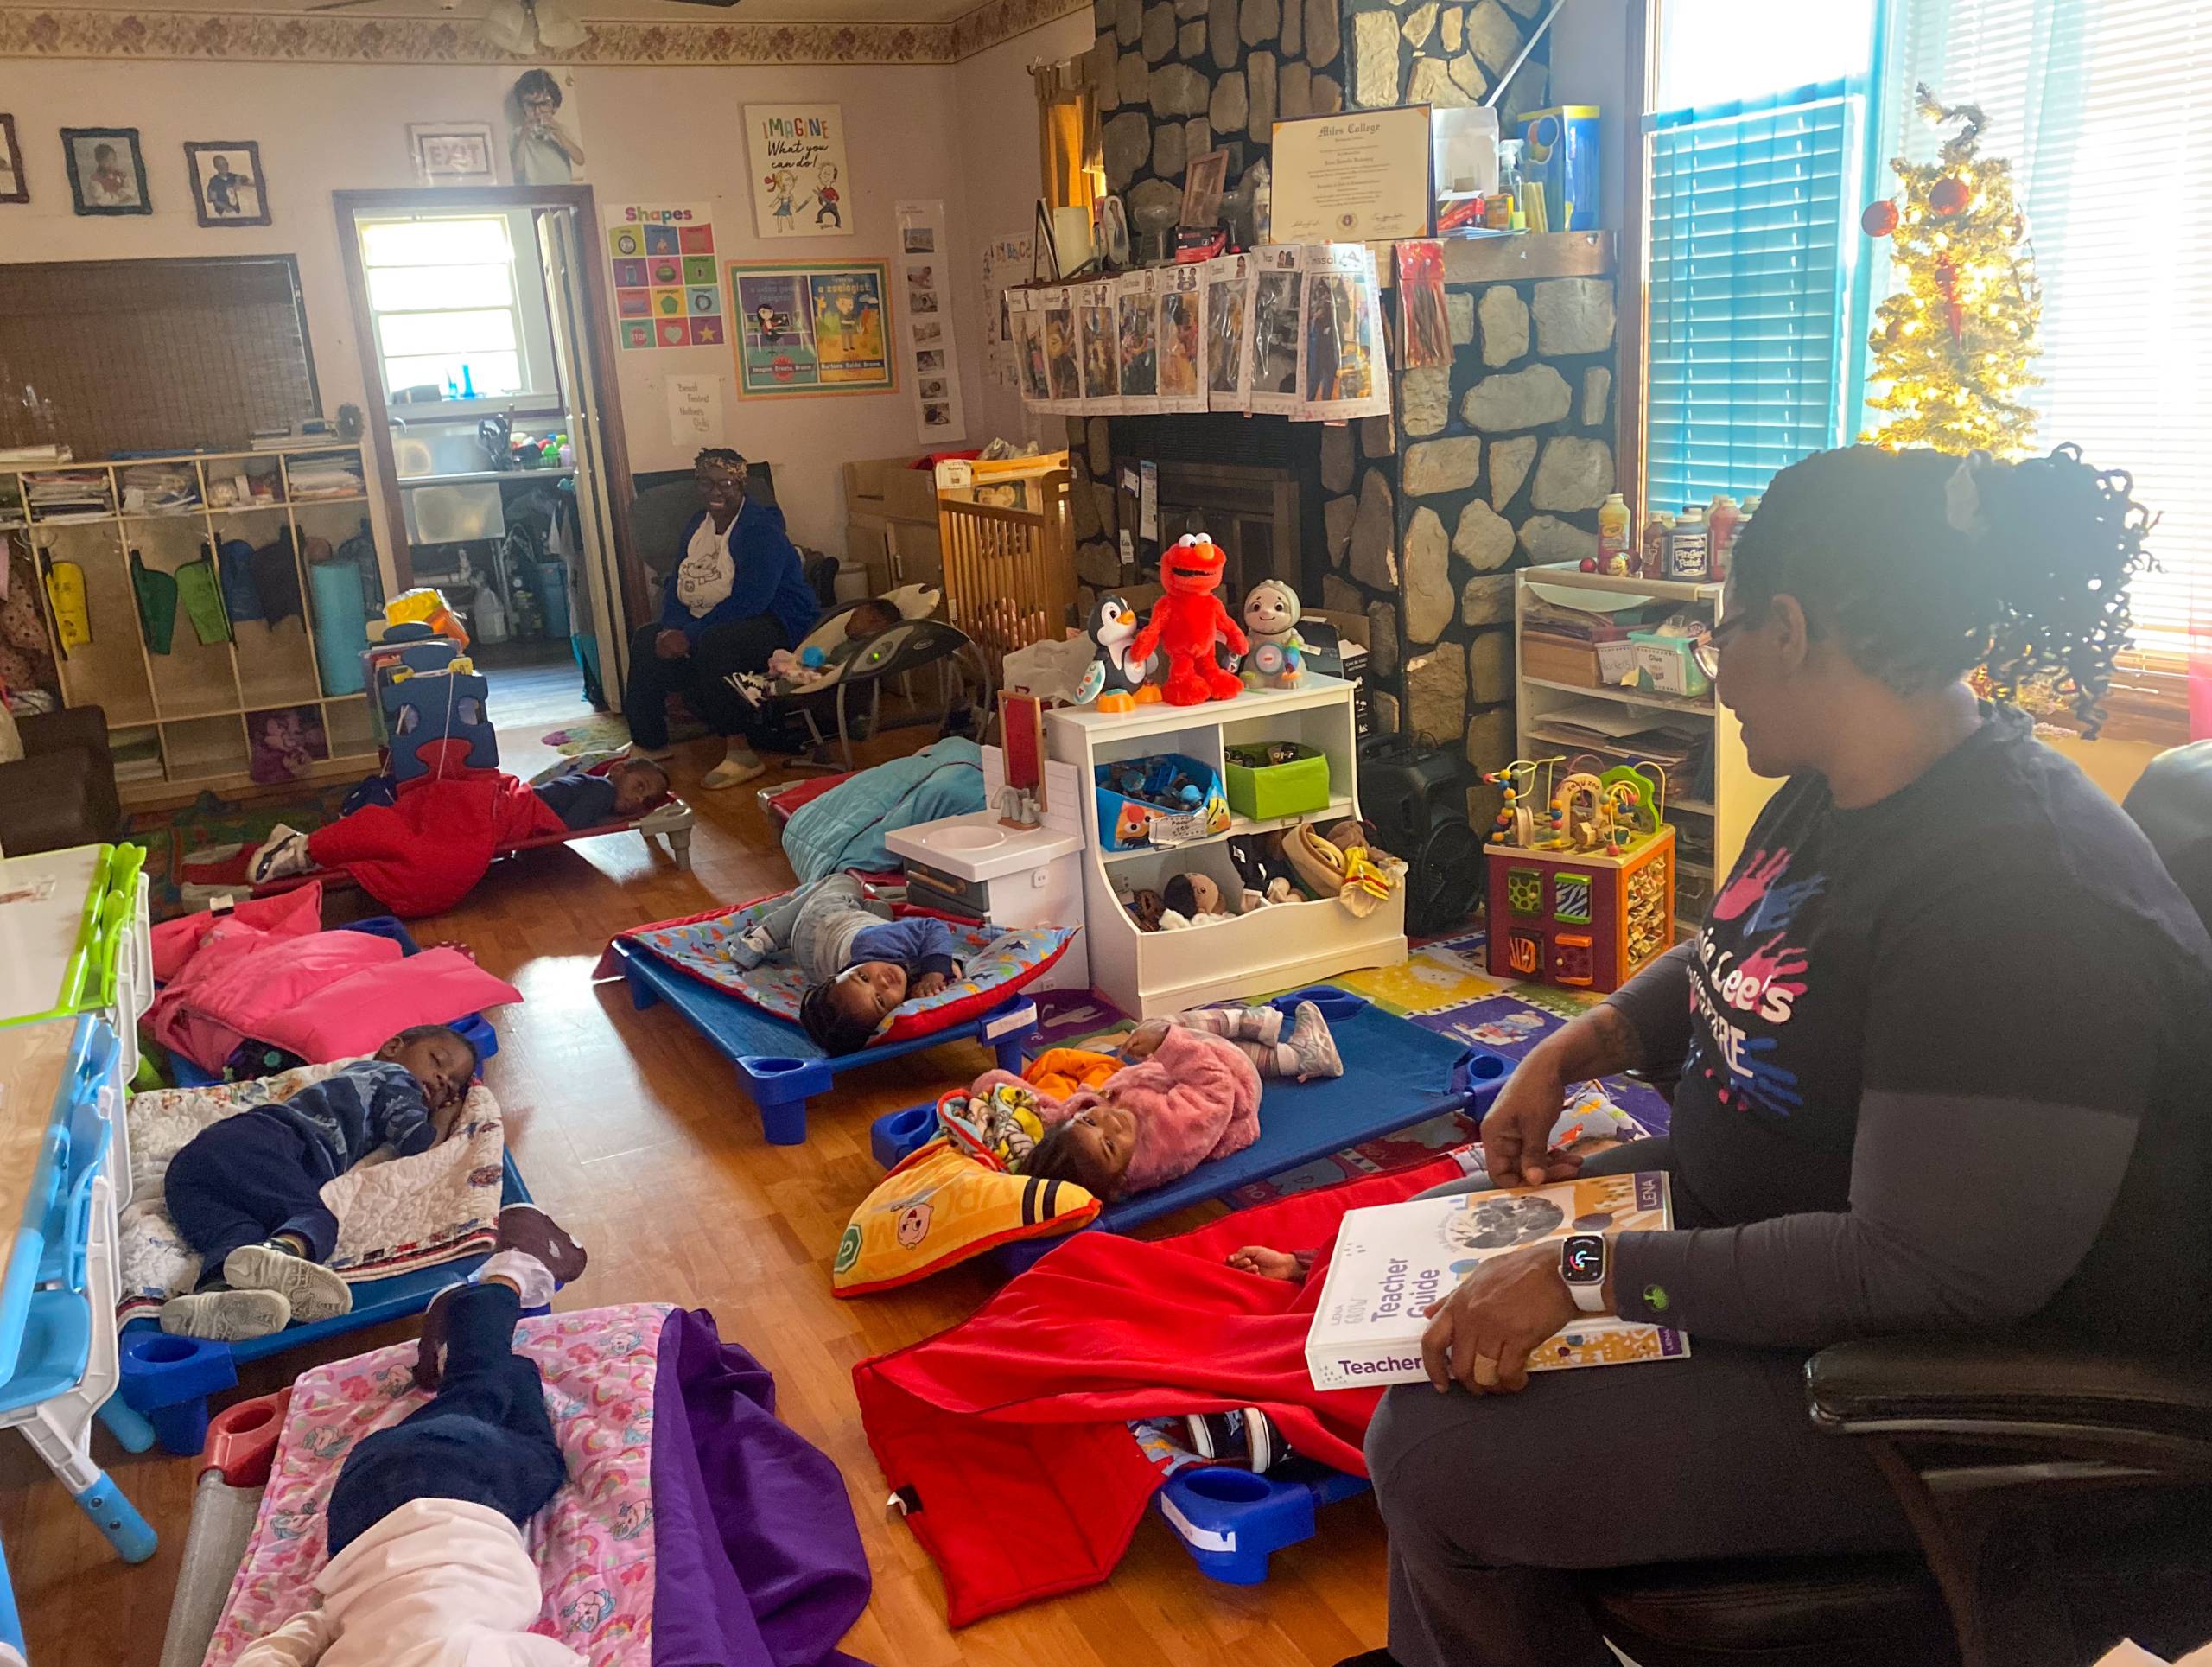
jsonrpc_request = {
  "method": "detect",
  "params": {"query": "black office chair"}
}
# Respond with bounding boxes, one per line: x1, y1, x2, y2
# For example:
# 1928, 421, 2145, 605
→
1568, 741, 2212, 1667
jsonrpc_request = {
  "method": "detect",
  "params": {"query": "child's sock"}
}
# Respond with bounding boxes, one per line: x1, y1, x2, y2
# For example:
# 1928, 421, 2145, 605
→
159, 1288, 291, 1341
1284, 1000, 1344, 1082
223, 1242, 353, 1324
700, 740, 766, 790
245, 824, 313, 884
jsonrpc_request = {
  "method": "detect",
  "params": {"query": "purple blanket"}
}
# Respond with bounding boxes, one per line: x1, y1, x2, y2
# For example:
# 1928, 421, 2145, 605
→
652, 1309, 873, 1666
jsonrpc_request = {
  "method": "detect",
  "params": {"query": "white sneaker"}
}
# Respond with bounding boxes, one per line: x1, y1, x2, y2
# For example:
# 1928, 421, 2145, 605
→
159, 1288, 291, 1341
1286, 1000, 1344, 1082
223, 1243, 353, 1324
245, 824, 312, 883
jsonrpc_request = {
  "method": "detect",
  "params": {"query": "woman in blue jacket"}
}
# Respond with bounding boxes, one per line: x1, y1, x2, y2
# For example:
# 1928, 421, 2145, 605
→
624, 447, 821, 788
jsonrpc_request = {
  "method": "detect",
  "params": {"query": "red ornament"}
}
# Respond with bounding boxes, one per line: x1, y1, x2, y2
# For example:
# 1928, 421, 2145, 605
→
1929, 176, 1971, 217
1860, 199, 1899, 238
1935, 256, 1964, 346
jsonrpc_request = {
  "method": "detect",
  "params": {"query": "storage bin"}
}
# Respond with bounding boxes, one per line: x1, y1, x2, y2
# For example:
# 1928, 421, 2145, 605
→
1628, 630, 1710, 698
1095, 754, 1231, 851
1224, 742, 1332, 822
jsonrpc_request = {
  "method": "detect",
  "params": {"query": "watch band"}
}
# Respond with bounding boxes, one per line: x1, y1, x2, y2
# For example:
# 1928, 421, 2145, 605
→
1568, 1277, 1607, 1314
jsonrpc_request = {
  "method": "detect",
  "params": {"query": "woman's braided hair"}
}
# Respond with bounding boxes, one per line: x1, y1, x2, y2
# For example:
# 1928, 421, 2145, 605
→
1728, 445, 2155, 735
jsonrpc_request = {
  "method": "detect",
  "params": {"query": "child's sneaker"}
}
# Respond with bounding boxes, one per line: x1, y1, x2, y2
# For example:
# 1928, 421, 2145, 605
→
159, 1288, 291, 1341
245, 824, 313, 883
1183, 1406, 1291, 1473
1286, 1000, 1344, 1082
223, 1242, 353, 1324
494, 1205, 588, 1283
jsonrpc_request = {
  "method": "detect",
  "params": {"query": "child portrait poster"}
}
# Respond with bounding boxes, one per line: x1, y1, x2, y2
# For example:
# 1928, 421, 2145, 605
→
727, 260, 893, 395
185, 140, 270, 228
62, 126, 149, 216
744, 104, 852, 240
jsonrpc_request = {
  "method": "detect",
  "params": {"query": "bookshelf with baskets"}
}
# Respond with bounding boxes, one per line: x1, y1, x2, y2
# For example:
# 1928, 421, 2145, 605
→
0, 442, 388, 805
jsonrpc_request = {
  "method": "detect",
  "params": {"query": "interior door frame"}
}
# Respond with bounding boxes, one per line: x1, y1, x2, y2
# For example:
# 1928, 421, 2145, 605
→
333, 184, 647, 627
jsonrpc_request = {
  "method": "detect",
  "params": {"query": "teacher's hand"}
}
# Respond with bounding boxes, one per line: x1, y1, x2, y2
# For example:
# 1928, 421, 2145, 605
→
654, 629, 690, 660
1419, 1244, 1575, 1396
1479, 1053, 1583, 1189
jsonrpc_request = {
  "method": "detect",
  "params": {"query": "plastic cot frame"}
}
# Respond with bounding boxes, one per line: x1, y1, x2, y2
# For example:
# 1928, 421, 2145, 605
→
607, 938, 1038, 1146
115, 1148, 534, 1456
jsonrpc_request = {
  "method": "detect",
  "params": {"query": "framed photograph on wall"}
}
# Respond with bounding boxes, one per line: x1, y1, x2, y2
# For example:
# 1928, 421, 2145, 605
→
727, 259, 893, 397
406, 121, 498, 187
0, 116, 27, 205
184, 140, 270, 227
61, 126, 149, 216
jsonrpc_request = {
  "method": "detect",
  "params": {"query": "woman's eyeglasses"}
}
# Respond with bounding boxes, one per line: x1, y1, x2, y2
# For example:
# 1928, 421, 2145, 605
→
1691, 612, 1751, 683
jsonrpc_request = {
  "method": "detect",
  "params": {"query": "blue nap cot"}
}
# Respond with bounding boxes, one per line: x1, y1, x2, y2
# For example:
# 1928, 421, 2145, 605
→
606, 938, 1037, 1146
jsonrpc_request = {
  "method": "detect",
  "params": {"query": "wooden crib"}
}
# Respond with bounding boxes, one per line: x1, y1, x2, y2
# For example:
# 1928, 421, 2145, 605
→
936, 462, 1077, 680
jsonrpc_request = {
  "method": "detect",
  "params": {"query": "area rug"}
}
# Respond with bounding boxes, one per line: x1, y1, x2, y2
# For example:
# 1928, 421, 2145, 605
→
539, 712, 706, 755
127, 784, 359, 921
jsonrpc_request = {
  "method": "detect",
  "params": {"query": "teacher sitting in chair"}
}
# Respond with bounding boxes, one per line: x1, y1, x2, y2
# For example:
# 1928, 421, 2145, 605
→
624, 447, 820, 789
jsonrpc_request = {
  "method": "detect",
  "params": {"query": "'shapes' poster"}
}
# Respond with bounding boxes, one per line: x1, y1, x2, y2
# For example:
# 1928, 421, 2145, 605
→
728, 260, 893, 396
744, 104, 852, 239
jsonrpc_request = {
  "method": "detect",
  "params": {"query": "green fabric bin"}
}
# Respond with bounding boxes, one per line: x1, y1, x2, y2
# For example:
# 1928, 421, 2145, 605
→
1224, 742, 1332, 822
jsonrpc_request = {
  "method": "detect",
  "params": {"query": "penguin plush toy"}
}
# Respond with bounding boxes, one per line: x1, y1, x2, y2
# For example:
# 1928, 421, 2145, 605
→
1083, 594, 1160, 712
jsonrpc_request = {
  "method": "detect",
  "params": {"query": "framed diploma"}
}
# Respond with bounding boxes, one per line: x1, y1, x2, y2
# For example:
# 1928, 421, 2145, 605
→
1271, 105, 1435, 244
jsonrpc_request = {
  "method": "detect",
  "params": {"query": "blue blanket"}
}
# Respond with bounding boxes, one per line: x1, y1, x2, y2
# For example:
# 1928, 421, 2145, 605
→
782, 739, 987, 881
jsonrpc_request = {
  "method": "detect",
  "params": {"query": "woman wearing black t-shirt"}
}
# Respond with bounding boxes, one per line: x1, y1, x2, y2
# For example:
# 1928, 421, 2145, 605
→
1347, 446, 2212, 1667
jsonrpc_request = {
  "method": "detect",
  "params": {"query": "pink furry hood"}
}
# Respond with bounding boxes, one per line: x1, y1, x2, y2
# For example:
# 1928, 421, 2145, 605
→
1060, 1023, 1262, 1196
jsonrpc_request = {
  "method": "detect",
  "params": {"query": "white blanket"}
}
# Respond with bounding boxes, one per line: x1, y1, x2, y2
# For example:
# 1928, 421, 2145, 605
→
119, 1061, 505, 1321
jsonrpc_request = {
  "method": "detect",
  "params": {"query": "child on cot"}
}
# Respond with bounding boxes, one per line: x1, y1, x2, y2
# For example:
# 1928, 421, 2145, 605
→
161, 1025, 480, 1341
728, 874, 963, 1056
1021, 1002, 1344, 1099
246, 757, 669, 887
231, 1236, 589, 1667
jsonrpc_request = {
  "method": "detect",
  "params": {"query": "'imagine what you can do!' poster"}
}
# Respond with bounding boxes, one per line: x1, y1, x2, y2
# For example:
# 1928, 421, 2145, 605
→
743, 104, 853, 240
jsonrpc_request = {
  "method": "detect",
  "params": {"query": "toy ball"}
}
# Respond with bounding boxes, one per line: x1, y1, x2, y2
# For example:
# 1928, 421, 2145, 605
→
800, 645, 828, 669
1580, 557, 1599, 572
1860, 198, 1898, 238
1929, 177, 1970, 217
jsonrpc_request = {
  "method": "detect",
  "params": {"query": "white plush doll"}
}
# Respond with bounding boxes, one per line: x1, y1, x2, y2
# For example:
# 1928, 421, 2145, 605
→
1241, 580, 1306, 690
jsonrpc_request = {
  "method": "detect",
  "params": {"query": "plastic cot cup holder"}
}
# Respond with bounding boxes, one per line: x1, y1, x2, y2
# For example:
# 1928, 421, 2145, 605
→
1178, 1467, 1275, 1505
1464, 1053, 1508, 1081
1269, 985, 1369, 1023
748, 1057, 809, 1077
124, 1333, 214, 1369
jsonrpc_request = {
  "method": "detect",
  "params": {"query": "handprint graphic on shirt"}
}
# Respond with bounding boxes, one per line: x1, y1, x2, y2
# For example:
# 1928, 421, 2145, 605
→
1713, 846, 1826, 935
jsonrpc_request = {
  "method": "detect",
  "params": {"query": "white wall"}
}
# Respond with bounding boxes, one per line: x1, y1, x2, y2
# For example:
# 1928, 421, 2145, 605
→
0, 52, 1044, 564
951, 7, 1096, 447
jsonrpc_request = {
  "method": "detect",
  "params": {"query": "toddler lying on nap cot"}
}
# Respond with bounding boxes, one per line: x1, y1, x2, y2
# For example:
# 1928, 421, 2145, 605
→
231, 1243, 587, 1667
1119, 1002, 1343, 1083
724, 873, 963, 1056
161, 1025, 480, 1342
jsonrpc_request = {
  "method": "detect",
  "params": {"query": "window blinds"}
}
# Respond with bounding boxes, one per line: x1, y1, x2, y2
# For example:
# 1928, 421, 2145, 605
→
1893, 0, 2211, 663
1643, 85, 1861, 515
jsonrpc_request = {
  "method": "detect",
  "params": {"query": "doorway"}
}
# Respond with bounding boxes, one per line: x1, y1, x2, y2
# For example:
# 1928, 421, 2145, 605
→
334, 186, 641, 735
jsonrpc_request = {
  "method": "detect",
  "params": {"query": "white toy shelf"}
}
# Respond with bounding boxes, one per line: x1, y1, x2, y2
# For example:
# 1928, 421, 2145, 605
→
1044, 674, 1405, 1019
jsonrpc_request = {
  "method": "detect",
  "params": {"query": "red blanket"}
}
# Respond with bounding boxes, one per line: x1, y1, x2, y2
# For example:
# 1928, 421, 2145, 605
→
305, 747, 564, 918
852, 1154, 1461, 1625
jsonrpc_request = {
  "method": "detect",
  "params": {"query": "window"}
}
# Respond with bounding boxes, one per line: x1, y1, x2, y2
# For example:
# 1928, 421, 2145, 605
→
1894, 0, 2210, 715
359, 213, 554, 407
1641, 0, 1879, 515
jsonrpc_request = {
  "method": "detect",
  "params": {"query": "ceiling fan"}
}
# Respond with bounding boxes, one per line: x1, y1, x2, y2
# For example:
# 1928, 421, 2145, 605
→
304, 0, 742, 52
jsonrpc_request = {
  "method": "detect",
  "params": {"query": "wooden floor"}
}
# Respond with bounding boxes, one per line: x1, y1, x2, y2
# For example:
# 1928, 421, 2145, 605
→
1, 719, 1391, 1666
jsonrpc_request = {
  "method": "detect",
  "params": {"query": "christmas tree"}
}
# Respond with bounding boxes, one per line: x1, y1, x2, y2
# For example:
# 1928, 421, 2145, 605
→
1861, 84, 2042, 455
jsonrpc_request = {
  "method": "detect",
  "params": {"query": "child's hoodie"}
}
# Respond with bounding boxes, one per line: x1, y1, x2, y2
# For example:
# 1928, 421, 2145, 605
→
230, 1497, 582, 1667
1051, 1025, 1262, 1195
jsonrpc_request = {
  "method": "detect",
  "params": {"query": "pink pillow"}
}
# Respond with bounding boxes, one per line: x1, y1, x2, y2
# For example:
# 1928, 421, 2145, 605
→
152, 882, 323, 983
252, 948, 521, 1064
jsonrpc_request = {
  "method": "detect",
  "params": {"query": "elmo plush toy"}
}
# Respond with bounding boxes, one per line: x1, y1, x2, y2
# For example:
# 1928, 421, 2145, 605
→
1128, 534, 1247, 705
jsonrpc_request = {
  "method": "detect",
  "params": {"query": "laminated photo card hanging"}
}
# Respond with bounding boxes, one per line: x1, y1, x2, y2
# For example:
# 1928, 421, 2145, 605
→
1040, 285, 1081, 413
1204, 252, 1252, 412
1077, 277, 1121, 413
1156, 264, 1205, 413
1247, 245, 1305, 417
1010, 289, 1055, 415
1296, 244, 1392, 422
1116, 269, 1160, 416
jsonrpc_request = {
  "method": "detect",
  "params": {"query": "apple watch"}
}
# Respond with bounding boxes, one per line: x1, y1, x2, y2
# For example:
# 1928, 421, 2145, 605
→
1559, 1233, 1608, 1314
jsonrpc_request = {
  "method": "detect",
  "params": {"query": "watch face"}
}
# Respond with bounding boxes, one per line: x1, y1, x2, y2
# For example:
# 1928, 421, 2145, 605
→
1560, 1233, 1606, 1284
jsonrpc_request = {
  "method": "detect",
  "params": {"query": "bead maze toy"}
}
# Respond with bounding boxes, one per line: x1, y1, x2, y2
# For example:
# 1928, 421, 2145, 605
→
1480, 756, 1675, 992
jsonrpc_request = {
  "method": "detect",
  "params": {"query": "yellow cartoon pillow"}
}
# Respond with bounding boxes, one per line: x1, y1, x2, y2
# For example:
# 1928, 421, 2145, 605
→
831, 1138, 1099, 1296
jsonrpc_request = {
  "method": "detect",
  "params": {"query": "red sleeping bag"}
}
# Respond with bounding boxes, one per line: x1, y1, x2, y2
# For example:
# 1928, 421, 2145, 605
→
851, 1154, 1462, 1625
304, 742, 566, 918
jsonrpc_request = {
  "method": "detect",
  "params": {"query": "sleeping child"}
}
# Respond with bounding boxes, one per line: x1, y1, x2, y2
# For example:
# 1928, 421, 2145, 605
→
240, 757, 669, 919
725, 875, 962, 1056
729, 597, 903, 706
160, 1025, 481, 1342
1119, 1002, 1343, 1083
231, 1246, 583, 1667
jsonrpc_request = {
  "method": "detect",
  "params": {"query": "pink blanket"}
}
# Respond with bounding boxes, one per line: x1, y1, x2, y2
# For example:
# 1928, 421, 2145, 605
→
973, 1026, 1260, 1196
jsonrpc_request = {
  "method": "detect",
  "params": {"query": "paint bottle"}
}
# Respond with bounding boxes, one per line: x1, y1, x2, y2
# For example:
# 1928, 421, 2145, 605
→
1597, 493, 1632, 575
1665, 505, 1710, 581
1707, 495, 1740, 580
1640, 511, 1673, 580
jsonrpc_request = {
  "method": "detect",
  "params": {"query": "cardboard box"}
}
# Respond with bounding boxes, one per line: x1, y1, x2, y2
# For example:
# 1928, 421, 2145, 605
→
843, 455, 942, 525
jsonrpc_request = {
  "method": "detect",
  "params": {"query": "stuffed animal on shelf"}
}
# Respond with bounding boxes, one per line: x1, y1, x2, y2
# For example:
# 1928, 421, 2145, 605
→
1084, 594, 1160, 713
1240, 579, 1306, 690
1122, 888, 1166, 932
1127, 533, 1247, 706
1161, 871, 1235, 924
